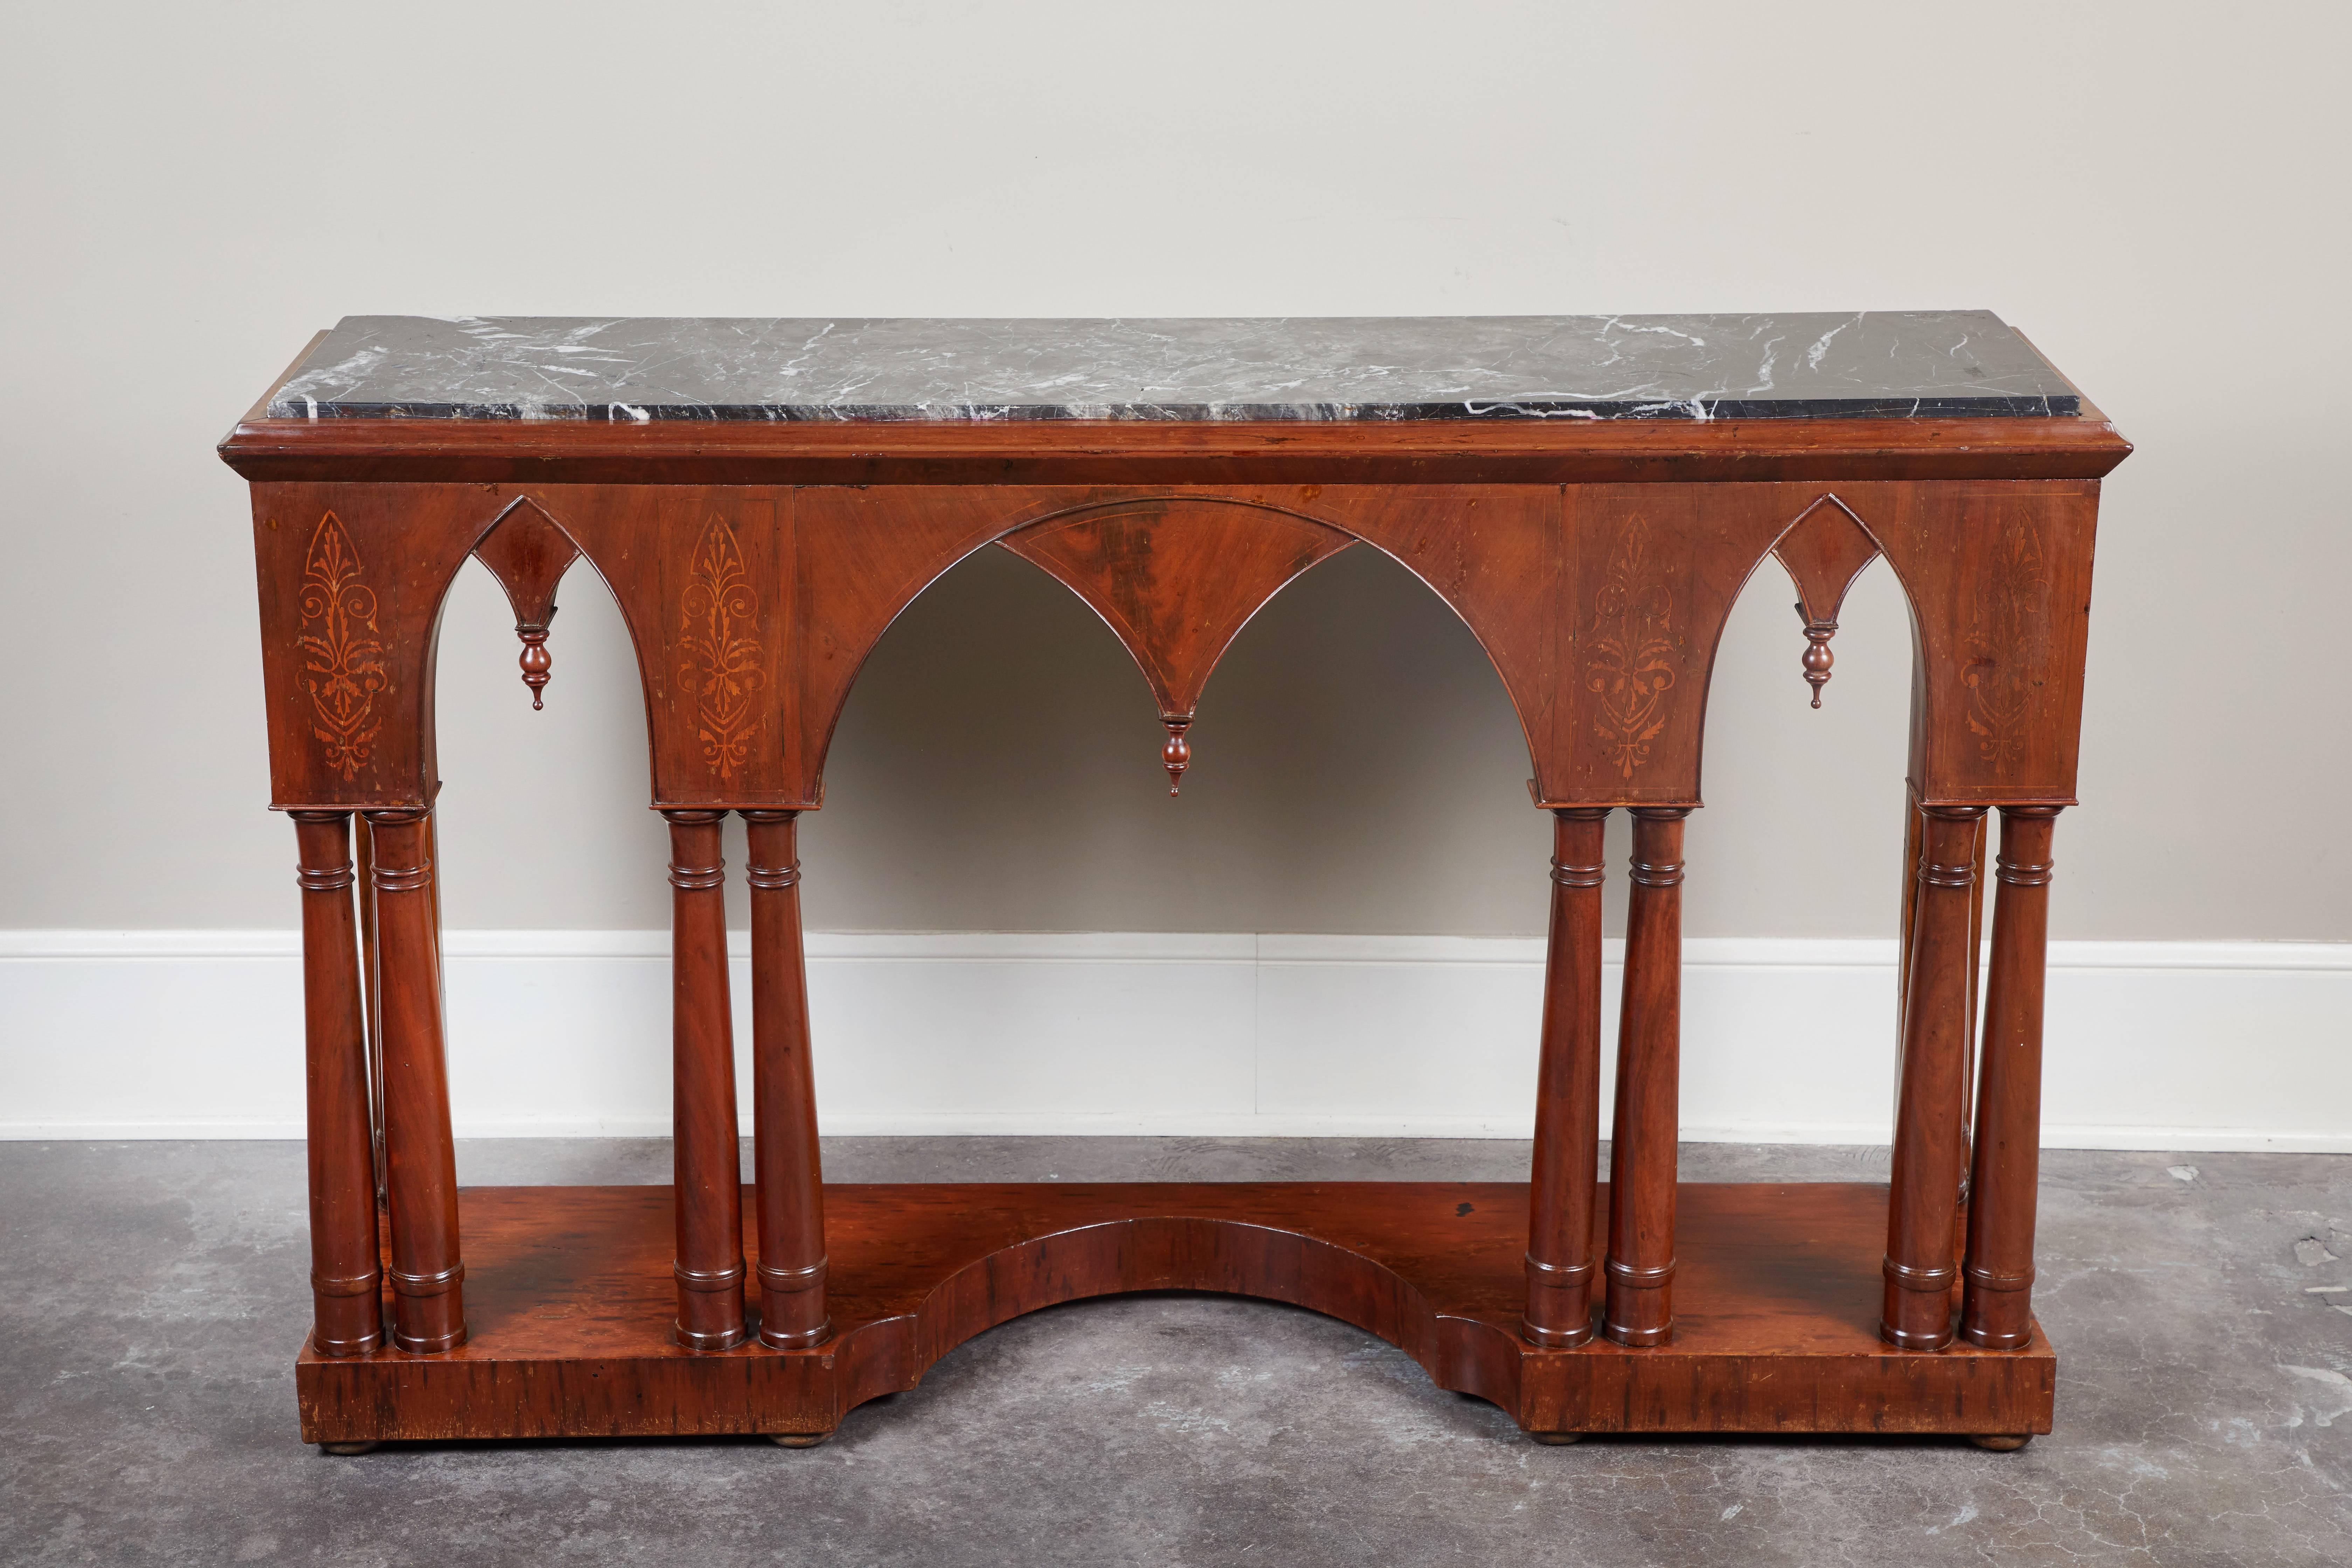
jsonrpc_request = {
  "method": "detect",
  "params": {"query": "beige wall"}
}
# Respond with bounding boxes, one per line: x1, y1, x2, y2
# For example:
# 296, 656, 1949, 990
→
1, 2, 2345, 941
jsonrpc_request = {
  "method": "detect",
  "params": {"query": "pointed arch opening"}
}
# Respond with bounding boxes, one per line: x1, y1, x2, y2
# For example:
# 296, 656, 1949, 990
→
803, 521, 1555, 1131
1673, 493, 1920, 1146
428, 509, 675, 1177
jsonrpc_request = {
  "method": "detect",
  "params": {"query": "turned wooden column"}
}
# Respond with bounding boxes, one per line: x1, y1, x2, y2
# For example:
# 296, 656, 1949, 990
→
360, 808, 465, 1353
743, 811, 831, 1349
291, 811, 382, 1356
1525, 808, 1609, 1347
1881, 804, 1989, 1350
1962, 807, 2061, 1348
1605, 806, 1690, 1347
1894, 796, 1990, 1292
352, 816, 388, 1208
665, 809, 749, 1350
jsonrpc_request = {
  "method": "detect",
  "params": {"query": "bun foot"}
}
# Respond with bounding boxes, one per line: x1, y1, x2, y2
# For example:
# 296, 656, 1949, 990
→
1970, 1434, 2032, 1451
767, 1432, 831, 1448
1528, 1431, 1583, 1445
318, 1441, 380, 1455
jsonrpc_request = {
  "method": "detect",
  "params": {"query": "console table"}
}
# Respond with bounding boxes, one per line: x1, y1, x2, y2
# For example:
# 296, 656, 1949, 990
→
220, 313, 2128, 1451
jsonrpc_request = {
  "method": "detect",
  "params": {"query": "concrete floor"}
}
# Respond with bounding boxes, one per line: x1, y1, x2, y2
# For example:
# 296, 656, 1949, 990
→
2, 1139, 2347, 1566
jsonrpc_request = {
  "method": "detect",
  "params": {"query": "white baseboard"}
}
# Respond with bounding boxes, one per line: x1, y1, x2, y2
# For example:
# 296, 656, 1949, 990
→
2, 930, 2346, 1150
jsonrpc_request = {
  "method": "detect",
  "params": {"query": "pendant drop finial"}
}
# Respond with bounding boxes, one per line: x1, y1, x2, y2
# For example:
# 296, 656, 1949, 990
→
518, 624, 553, 709
1161, 720, 1192, 796
1770, 495, 1879, 713
1800, 616, 1837, 708
472, 497, 579, 715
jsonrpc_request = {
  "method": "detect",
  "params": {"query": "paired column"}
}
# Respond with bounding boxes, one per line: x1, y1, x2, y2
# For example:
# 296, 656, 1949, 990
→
1605, 807, 1690, 1347
665, 810, 749, 1351
1522, 795, 2055, 1358
292, 812, 382, 1356
744, 813, 832, 1348
361, 809, 466, 1353
296, 803, 832, 1359
1523, 809, 1609, 1347
665, 809, 833, 1352
1520, 805, 1691, 1351
1962, 807, 2061, 1348
306, 786, 2045, 1369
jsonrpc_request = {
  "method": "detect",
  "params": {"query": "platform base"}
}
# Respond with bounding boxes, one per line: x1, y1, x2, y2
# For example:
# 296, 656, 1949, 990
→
296, 1182, 2054, 1446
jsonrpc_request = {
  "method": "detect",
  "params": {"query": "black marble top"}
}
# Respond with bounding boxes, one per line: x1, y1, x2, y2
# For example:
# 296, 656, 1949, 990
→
265, 313, 2077, 423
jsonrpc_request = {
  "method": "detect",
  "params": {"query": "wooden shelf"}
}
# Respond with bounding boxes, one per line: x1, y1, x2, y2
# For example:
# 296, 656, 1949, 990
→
297, 1181, 2053, 1445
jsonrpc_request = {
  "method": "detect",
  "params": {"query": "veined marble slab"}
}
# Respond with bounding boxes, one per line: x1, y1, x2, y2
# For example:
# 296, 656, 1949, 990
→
266, 312, 2078, 423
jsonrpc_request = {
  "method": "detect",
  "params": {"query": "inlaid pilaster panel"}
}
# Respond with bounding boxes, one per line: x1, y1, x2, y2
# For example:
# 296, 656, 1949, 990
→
528, 485, 1008, 807
250, 484, 505, 807
1542, 488, 1824, 805
1823, 481, 2100, 806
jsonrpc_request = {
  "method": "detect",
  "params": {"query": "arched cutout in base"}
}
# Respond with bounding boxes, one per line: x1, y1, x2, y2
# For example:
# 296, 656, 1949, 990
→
294, 1180, 2054, 1448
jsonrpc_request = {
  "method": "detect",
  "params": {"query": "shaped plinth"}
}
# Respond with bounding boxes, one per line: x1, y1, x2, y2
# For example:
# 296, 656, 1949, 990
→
296, 1181, 2054, 1447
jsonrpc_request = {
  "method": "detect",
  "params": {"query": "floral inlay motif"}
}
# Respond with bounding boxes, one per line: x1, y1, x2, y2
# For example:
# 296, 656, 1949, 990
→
1961, 522, 2045, 768
1584, 519, 1679, 779
677, 514, 765, 781
296, 511, 389, 781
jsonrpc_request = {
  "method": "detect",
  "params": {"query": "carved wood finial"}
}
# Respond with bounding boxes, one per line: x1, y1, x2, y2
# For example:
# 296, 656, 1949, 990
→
1800, 620, 1836, 708
472, 498, 581, 711
518, 625, 554, 710
1770, 498, 1881, 710
1161, 719, 1192, 796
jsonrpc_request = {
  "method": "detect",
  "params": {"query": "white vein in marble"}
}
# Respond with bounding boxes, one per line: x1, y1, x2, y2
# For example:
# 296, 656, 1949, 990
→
266, 312, 2079, 422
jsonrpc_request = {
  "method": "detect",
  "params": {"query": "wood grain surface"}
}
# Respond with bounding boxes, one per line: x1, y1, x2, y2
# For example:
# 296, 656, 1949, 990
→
241, 375, 2108, 1452
296, 1182, 2054, 1445
244, 477, 2103, 811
